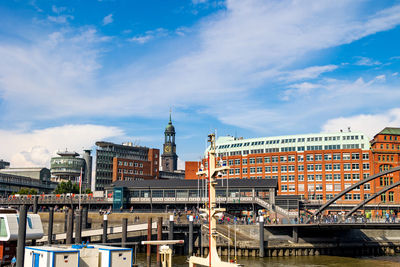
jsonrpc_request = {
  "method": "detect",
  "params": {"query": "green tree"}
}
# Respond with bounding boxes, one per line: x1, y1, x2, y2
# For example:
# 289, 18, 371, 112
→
54, 181, 79, 194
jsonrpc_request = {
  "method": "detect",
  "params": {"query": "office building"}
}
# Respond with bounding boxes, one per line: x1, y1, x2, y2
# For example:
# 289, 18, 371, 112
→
188, 127, 400, 205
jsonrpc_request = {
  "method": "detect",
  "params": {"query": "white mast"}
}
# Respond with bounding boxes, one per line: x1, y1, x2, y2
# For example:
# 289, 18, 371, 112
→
189, 133, 243, 267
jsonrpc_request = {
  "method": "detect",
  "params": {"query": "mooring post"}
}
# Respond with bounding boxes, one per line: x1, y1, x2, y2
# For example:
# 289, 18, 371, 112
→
66, 208, 74, 244
64, 210, 68, 233
259, 216, 265, 257
189, 215, 194, 256
156, 217, 163, 267
293, 226, 299, 243
16, 204, 28, 267
168, 214, 174, 250
33, 195, 39, 214
82, 206, 88, 229
147, 217, 152, 267
48, 206, 54, 245
102, 214, 108, 244
122, 218, 128, 248
75, 208, 82, 244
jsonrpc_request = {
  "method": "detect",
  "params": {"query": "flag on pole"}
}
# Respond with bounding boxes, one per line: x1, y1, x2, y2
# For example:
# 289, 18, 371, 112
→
79, 168, 83, 190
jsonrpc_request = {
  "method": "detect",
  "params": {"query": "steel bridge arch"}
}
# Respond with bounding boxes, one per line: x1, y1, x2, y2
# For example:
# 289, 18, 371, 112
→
345, 180, 400, 218
311, 166, 400, 218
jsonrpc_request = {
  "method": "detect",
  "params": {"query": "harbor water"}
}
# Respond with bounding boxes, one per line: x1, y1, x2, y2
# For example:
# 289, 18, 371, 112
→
133, 254, 400, 267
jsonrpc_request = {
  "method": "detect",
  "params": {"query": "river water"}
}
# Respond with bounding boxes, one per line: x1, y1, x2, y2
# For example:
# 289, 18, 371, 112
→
133, 254, 400, 267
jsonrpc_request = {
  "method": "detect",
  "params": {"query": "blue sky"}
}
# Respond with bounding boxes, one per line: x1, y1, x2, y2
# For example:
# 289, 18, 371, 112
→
0, 0, 400, 168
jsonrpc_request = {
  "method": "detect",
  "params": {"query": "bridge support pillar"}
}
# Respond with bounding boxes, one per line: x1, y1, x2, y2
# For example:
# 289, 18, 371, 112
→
259, 216, 264, 257
66, 208, 74, 244
102, 215, 108, 244
122, 218, 128, 248
293, 226, 298, 243
16, 204, 28, 267
48, 207, 54, 245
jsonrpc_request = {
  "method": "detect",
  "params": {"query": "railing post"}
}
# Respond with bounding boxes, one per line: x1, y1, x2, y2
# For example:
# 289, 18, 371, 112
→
66, 208, 74, 244
156, 217, 163, 267
147, 217, 152, 267
189, 215, 194, 256
168, 214, 174, 250
75, 208, 82, 244
122, 218, 128, 248
48, 206, 54, 245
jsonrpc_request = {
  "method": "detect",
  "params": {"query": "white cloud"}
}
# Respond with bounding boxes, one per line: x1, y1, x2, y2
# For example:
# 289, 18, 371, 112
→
354, 56, 381, 66
102, 14, 113, 25
47, 15, 74, 24
129, 28, 168, 44
52, 5, 67, 14
321, 108, 400, 139
0, 125, 125, 167
282, 65, 338, 82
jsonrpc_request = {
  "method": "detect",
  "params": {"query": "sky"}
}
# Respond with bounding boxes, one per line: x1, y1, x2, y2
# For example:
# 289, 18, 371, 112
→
0, 0, 400, 169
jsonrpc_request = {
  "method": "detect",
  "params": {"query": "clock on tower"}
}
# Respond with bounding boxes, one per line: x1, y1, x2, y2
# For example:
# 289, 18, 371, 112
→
161, 113, 178, 172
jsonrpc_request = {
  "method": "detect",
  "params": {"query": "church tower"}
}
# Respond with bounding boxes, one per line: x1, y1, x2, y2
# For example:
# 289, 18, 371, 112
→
161, 113, 178, 172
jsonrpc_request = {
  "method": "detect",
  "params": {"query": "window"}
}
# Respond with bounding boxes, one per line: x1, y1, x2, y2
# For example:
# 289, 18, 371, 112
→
334, 174, 341, 181
343, 163, 351, 170
288, 165, 295, 172
250, 167, 255, 174
345, 194, 352, 200
129, 162, 133, 166
306, 155, 314, 161
272, 166, 278, 173
298, 174, 304, 181
298, 165, 304, 171
326, 194, 333, 200
256, 157, 263, 164
352, 173, 360, 180
257, 167, 262, 173
363, 163, 370, 170
381, 194, 386, 203
281, 185, 287, 192
324, 154, 332, 161
140, 163, 143, 167
288, 155, 295, 162
298, 184, 304, 192
325, 164, 332, 171
307, 174, 314, 181
289, 185, 296, 192
298, 155, 304, 162
333, 153, 341, 160
325, 174, 332, 181
272, 156, 278, 163
364, 193, 370, 199
235, 168, 240, 174
364, 183, 370, 190
316, 184, 323, 191
235, 159, 240, 165
315, 174, 322, 181
124, 161, 128, 166
353, 194, 361, 200
389, 191, 394, 202
118, 161, 123, 166
334, 184, 341, 191
307, 164, 314, 171
364, 173, 370, 179
264, 157, 270, 163
315, 154, 322, 161
265, 166, 271, 173
242, 159, 247, 165
344, 174, 351, 181
242, 168, 248, 174
229, 169, 234, 175
281, 175, 287, 182
281, 165, 287, 172
280, 156, 287, 162
326, 184, 333, 191
343, 153, 350, 160
249, 158, 255, 164
352, 163, 359, 170
363, 153, 369, 160
352, 153, 360, 160
333, 164, 341, 171
315, 164, 322, 171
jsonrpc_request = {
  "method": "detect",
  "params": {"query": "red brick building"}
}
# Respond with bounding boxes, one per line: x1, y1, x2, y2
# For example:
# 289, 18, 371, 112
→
186, 128, 400, 206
